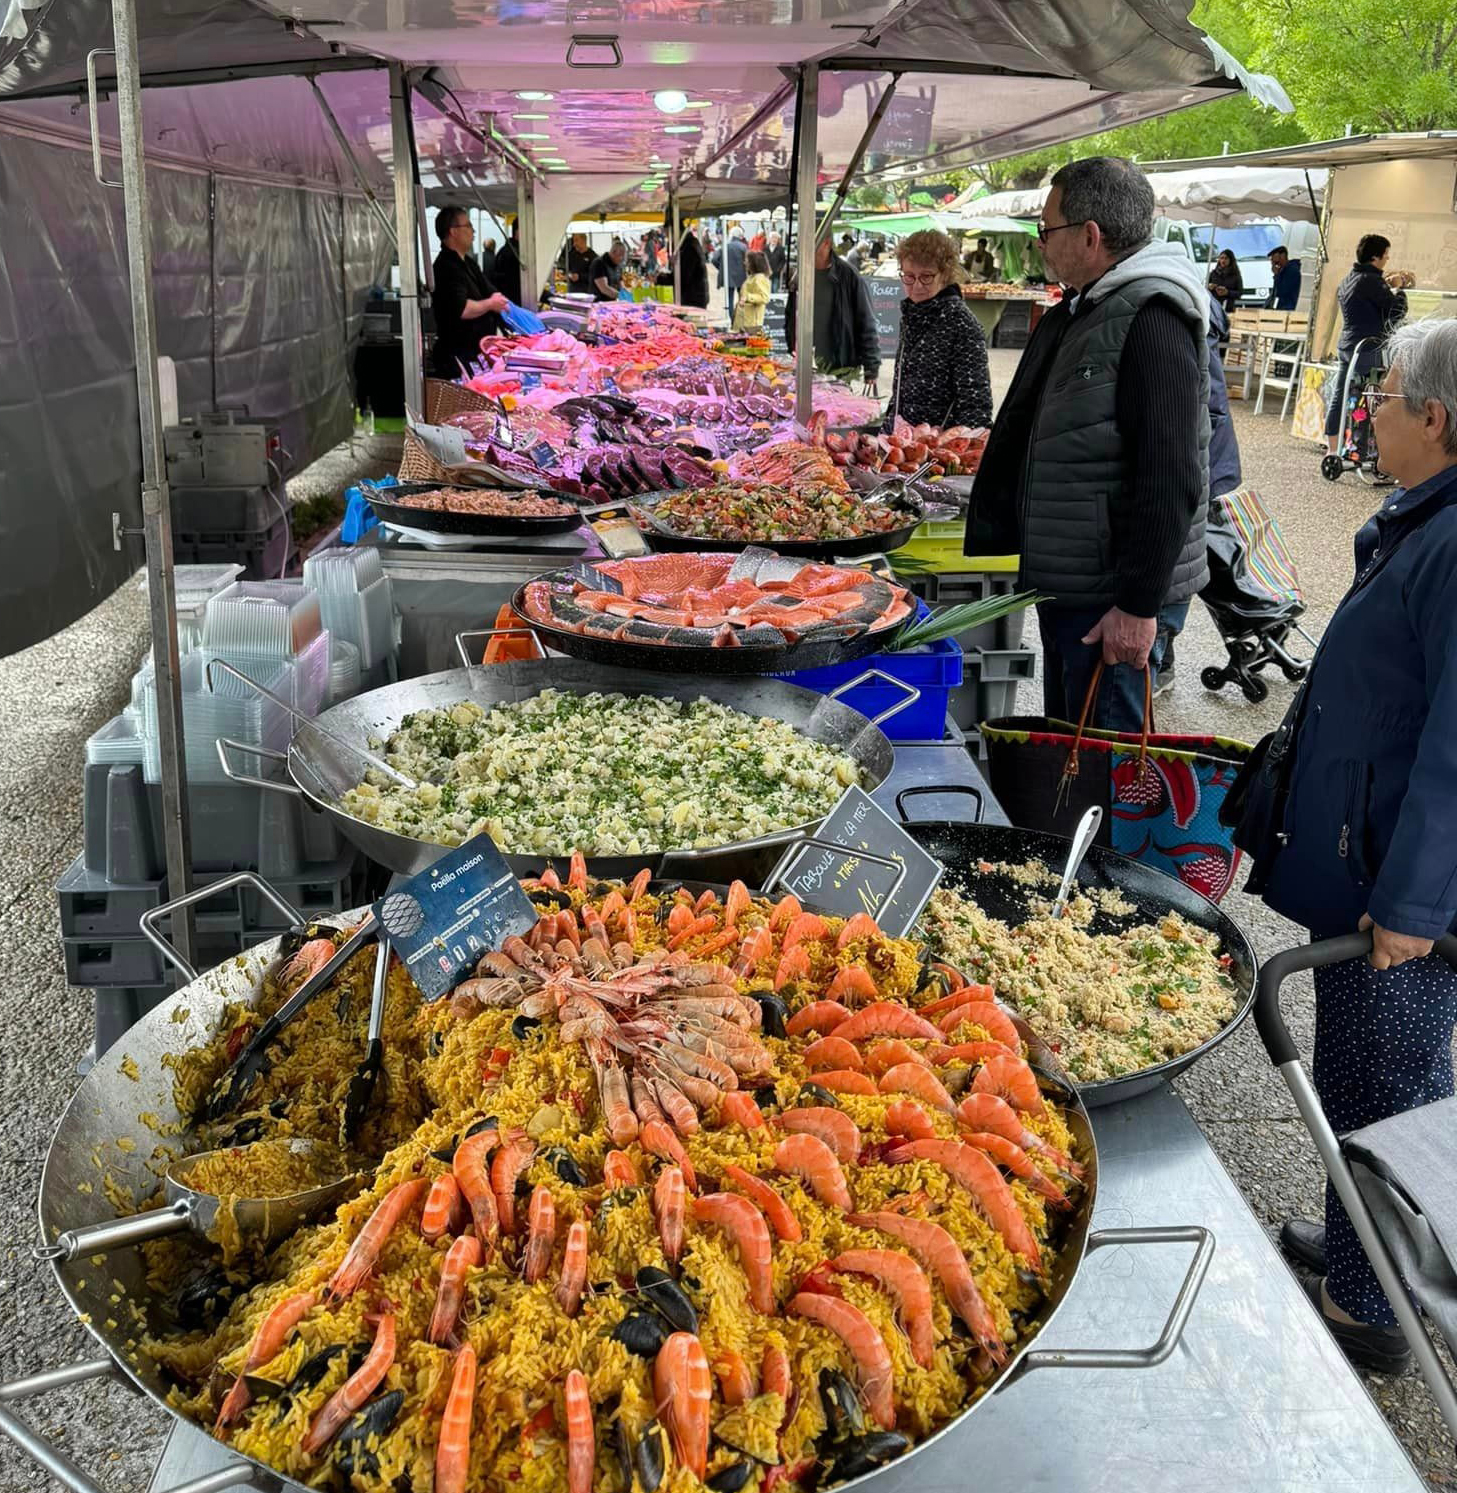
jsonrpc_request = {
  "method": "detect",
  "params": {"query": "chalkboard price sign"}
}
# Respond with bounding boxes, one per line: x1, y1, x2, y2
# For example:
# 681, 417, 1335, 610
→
372, 834, 538, 1002
771, 786, 943, 937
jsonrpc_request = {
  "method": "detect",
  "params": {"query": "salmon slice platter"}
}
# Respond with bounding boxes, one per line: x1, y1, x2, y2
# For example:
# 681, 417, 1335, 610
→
513, 550, 917, 675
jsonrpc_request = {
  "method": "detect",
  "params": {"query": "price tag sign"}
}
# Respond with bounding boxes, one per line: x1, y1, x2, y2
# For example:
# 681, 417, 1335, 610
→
372, 834, 538, 1002
407, 418, 472, 468
774, 786, 943, 937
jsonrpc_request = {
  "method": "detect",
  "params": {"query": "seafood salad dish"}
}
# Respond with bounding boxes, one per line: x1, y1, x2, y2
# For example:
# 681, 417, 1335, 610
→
519, 554, 915, 651
641, 485, 909, 546
339, 692, 862, 854
135, 862, 1085, 1493
386, 489, 579, 519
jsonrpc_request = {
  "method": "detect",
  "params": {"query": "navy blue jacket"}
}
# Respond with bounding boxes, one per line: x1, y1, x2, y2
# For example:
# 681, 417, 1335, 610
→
1336, 262, 1407, 360
1206, 296, 1241, 496
1261, 464, 1457, 940
1266, 260, 1301, 311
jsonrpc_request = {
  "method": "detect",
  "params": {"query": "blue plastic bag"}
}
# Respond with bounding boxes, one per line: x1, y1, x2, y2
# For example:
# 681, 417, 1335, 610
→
500, 301, 546, 335
342, 474, 399, 544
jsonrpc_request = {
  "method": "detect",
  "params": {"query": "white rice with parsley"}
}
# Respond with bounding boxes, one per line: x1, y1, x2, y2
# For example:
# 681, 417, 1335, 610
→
339, 690, 861, 855
919, 878, 1238, 1083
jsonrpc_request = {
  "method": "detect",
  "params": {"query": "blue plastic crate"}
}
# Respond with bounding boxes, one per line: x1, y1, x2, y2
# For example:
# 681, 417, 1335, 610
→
774, 633, 962, 741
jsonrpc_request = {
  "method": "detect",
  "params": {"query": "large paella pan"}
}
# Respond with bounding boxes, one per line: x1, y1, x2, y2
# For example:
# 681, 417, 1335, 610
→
10, 869, 1210, 1493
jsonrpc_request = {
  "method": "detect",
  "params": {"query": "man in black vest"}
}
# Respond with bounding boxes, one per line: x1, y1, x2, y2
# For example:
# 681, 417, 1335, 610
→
967, 156, 1210, 731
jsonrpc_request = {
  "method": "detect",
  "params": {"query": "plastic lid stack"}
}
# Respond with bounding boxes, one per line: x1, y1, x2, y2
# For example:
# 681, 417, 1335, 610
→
302, 547, 397, 672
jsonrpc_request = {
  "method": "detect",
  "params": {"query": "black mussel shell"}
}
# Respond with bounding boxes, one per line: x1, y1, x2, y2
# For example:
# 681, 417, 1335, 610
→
796, 1083, 839, 1109
173, 1266, 243, 1330
428, 1029, 446, 1057
636, 1266, 698, 1334
333, 1388, 405, 1481
753, 1084, 779, 1112
277, 921, 346, 960
528, 888, 565, 912
241, 1371, 288, 1401
346, 1341, 372, 1376
636, 1419, 668, 1492
612, 1309, 669, 1357
544, 1146, 588, 1186
752, 992, 789, 1039
707, 1461, 754, 1492
609, 1416, 633, 1489
596, 1186, 641, 1223
272, 1344, 346, 1422
511, 1014, 543, 1041
335, 986, 351, 1021
829, 1431, 911, 1482
1028, 1062, 1077, 1103
467, 1115, 498, 1138
818, 1368, 865, 1442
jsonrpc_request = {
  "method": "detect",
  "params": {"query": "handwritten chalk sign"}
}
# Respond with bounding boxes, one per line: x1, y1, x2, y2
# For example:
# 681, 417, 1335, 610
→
776, 786, 943, 937
372, 833, 537, 1001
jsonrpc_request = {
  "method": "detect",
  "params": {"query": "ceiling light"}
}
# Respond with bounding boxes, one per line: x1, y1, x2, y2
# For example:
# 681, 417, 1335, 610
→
548, 164, 571, 171
683, 100, 713, 109
540, 157, 568, 165
513, 112, 549, 120
662, 123, 699, 134
515, 132, 550, 139
516, 91, 554, 101
653, 89, 688, 115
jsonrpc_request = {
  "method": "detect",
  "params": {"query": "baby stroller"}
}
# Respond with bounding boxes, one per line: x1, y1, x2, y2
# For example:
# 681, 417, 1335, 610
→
1320, 337, 1389, 485
1258, 933, 1457, 1442
1198, 485, 1316, 703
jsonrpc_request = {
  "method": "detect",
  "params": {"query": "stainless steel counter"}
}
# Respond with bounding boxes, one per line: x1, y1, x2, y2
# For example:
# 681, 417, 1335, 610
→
144, 1082, 1423, 1492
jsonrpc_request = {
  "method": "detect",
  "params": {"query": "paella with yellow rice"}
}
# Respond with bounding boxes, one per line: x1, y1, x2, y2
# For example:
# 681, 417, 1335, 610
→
132, 861, 1084, 1493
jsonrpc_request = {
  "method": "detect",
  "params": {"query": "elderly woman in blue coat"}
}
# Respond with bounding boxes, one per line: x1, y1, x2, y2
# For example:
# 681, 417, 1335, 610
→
1261, 317, 1457, 1374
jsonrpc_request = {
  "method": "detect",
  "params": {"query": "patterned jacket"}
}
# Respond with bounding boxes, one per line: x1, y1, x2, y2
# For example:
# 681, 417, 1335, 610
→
883, 285, 992, 432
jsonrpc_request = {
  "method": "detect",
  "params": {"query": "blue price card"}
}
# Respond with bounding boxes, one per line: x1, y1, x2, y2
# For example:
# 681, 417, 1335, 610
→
372, 834, 538, 1002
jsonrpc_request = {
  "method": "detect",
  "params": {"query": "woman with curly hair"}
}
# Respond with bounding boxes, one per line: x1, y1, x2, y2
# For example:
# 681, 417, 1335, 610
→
883, 229, 992, 433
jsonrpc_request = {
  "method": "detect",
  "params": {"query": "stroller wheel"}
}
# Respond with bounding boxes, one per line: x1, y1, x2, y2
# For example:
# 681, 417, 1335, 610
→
1241, 675, 1270, 704
1200, 666, 1228, 692
1320, 454, 1345, 482
1281, 660, 1310, 682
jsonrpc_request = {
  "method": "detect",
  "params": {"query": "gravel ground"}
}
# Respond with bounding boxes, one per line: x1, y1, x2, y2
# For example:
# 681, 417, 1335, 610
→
0, 394, 1452, 1490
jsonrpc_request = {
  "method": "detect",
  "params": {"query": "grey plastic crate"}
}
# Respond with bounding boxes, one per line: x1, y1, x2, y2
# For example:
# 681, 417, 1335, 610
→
63, 931, 255, 989
971, 647, 1037, 682
56, 857, 165, 937
949, 647, 1037, 733
903, 570, 1029, 654
172, 485, 286, 535
88, 985, 173, 1066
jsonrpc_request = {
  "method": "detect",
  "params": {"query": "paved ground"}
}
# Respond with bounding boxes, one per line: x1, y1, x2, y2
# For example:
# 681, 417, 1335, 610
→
1, 391, 1452, 1490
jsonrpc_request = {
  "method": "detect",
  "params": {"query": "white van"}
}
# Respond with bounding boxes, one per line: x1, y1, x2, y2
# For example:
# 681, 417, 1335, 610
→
1154, 217, 1321, 309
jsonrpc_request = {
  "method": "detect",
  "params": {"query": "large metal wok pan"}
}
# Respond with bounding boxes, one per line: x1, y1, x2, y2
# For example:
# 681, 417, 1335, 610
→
218, 654, 911, 886
6, 874, 1212, 1493
894, 785, 1259, 1107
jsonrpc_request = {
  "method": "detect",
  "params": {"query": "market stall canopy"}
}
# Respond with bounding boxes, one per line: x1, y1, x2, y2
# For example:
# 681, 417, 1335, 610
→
1142, 131, 1457, 170
956, 166, 1328, 225
843, 209, 1038, 238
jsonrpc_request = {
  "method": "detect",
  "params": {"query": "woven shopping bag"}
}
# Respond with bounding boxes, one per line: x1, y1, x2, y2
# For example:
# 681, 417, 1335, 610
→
982, 662, 1255, 903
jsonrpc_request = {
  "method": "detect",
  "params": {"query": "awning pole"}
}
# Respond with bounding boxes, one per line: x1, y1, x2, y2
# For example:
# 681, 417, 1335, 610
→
310, 79, 397, 248
516, 172, 538, 308
1304, 169, 1328, 261
390, 64, 423, 410
793, 61, 819, 426
112, 0, 194, 971
669, 186, 682, 304
814, 74, 900, 250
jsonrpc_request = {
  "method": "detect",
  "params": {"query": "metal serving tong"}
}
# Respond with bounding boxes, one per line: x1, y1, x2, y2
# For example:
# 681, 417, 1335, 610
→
342, 940, 391, 1143
864, 459, 935, 507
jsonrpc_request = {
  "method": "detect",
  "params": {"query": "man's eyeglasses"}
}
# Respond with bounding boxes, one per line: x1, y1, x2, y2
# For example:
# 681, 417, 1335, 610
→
1364, 391, 1405, 413
1036, 219, 1089, 244
899, 270, 940, 287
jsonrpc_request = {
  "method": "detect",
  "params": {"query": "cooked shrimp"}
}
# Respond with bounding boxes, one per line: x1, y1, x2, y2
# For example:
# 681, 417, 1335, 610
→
761, 1342, 792, 1402
775, 1133, 853, 1212
564, 1367, 594, 1493
451, 1127, 500, 1246
722, 1163, 802, 1242
935, 999, 1022, 1050
603, 1148, 641, 1189
567, 850, 588, 892
918, 981, 996, 1016
830, 1249, 936, 1368
654, 1166, 686, 1265
641, 1118, 697, 1192
434, 1345, 476, 1493
628, 867, 653, 902
877, 1063, 956, 1113
849, 1212, 1005, 1362
523, 1185, 557, 1284
712, 1348, 756, 1406
326, 1179, 428, 1303
421, 1173, 463, 1243
927, 1039, 1017, 1068
302, 1313, 395, 1454
784, 1000, 851, 1037
655, 1332, 712, 1480
733, 926, 775, 979
883, 1099, 940, 1142
652, 1073, 701, 1136
836, 912, 881, 948
971, 1052, 1046, 1116
215, 1290, 316, 1429
781, 912, 830, 952
278, 937, 336, 988
768, 893, 803, 931
824, 966, 879, 1005
716, 1091, 766, 1131
692, 1193, 775, 1312
962, 1131, 1071, 1205
429, 1234, 483, 1344
863, 1040, 929, 1077
668, 914, 717, 952
778, 1106, 860, 1164
832, 1002, 941, 1044
787, 1292, 894, 1430
814, 1069, 879, 1097
774, 947, 812, 991
666, 903, 696, 936
491, 1135, 537, 1235
801, 1035, 864, 1072
885, 1139, 1041, 1267
723, 880, 752, 928
555, 1219, 589, 1317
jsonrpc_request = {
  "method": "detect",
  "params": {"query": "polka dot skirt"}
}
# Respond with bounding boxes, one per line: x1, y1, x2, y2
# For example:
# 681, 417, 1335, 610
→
1313, 952, 1457, 1325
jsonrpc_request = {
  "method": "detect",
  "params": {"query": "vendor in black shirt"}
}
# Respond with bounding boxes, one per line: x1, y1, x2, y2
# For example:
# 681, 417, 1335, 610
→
590, 240, 627, 302
566, 233, 595, 295
430, 205, 507, 378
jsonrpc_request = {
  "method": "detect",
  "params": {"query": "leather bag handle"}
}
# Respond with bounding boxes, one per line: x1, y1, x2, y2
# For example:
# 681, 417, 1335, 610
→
1058, 658, 1154, 805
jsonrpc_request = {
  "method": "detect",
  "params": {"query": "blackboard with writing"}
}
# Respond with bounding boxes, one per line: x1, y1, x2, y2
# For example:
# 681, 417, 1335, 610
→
865, 276, 904, 359
775, 786, 943, 937
373, 833, 538, 1001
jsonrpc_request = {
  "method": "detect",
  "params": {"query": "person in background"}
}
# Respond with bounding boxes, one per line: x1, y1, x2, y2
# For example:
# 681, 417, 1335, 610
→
965, 236, 997, 281
965, 155, 1210, 733
784, 237, 881, 393
566, 232, 594, 295
768, 233, 788, 293
1266, 246, 1301, 311
479, 236, 497, 279
429, 205, 508, 378
725, 227, 748, 320
1260, 318, 1457, 1377
749, 226, 767, 254
883, 229, 991, 433
1207, 247, 1243, 308
676, 225, 710, 309
839, 232, 856, 256
845, 239, 871, 273
1326, 234, 1412, 457
590, 240, 627, 302
733, 250, 772, 333
492, 223, 522, 306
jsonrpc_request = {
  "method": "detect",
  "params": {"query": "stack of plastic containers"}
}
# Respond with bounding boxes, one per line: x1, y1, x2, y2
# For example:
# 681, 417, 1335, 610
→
139, 563, 244, 653
302, 546, 396, 672
201, 580, 330, 718
328, 637, 361, 705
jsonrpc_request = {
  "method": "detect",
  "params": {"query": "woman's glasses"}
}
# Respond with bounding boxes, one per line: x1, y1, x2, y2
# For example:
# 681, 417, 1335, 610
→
899, 270, 940, 287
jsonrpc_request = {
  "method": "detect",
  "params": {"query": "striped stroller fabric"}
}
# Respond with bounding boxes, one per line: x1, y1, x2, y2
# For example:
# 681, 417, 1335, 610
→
1215, 487, 1304, 609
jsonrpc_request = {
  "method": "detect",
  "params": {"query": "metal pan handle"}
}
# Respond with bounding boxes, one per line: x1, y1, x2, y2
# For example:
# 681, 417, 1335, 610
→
0, 1358, 269, 1493
215, 737, 303, 797
139, 871, 304, 983
760, 833, 908, 910
1013, 1225, 1214, 1375
894, 783, 985, 824
827, 669, 921, 729
35, 1201, 192, 1263
455, 626, 547, 670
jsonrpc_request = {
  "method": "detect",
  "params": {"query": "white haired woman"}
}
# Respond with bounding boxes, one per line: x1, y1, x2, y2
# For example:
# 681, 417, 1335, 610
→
1255, 318, 1457, 1373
